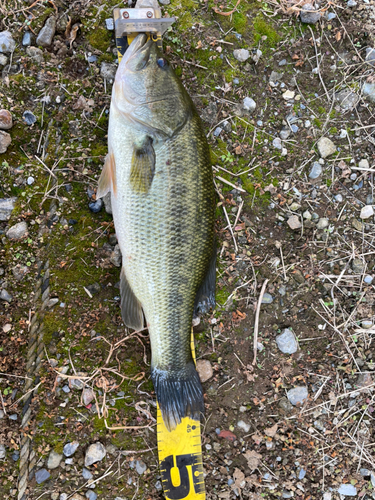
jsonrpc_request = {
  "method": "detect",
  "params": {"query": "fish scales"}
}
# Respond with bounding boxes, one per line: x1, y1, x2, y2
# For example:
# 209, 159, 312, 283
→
98, 34, 215, 430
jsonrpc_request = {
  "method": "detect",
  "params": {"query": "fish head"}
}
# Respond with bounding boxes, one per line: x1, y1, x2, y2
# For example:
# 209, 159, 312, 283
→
113, 34, 192, 137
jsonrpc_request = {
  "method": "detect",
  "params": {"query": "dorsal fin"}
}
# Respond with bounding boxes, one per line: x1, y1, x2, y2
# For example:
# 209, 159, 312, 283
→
97, 151, 117, 199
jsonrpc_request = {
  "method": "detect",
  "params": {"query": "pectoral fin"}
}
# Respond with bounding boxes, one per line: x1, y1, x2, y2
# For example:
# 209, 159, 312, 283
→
194, 238, 217, 316
97, 151, 117, 199
130, 137, 155, 194
120, 268, 144, 331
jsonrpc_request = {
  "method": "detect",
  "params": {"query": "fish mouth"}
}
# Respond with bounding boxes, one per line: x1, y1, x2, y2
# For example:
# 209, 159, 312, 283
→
125, 34, 156, 71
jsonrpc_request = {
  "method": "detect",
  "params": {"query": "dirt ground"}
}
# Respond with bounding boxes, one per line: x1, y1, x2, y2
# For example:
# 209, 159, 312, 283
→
1, 0, 375, 499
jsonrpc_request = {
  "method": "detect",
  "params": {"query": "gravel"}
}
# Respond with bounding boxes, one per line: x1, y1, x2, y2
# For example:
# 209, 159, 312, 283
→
36, 16, 56, 47
287, 215, 301, 230
233, 49, 250, 62
287, 386, 308, 405
360, 205, 374, 219
362, 82, 375, 103
0, 289, 12, 302
0, 109, 12, 130
0, 31, 16, 53
35, 468, 51, 484
23, 110, 37, 125
242, 97, 256, 113
337, 484, 357, 496
63, 441, 79, 457
85, 442, 106, 466
47, 451, 63, 469
309, 162, 322, 179
196, 359, 213, 382
317, 137, 337, 158
0, 197, 16, 221
276, 328, 298, 354
135, 460, 147, 475
300, 3, 321, 24
0, 130, 11, 153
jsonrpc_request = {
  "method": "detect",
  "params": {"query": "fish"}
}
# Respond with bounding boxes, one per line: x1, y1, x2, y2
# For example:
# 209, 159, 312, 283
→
97, 33, 216, 431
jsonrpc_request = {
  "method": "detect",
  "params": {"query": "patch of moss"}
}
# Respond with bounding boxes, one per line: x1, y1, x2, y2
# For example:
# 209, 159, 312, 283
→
313, 117, 322, 129
87, 28, 112, 51
253, 15, 280, 48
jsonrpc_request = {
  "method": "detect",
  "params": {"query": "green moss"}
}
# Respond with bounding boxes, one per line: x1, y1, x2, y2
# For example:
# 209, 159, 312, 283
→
313, 118, 322, 129
216, 287, 231, 305
330, 127, 338, 134
87, 28, 112, 51
253, 15, 280, 48
317, 106, 326, 115
232, 12, 248, 34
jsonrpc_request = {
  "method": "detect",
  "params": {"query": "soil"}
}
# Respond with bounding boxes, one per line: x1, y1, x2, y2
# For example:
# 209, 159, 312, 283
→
0, 0, 375, 499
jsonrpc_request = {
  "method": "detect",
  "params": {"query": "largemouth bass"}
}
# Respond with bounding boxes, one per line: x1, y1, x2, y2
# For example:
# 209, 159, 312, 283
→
97, 34, 216, 431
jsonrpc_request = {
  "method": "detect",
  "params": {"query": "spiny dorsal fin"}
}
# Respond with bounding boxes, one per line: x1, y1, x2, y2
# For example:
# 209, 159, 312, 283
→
97, 151, 117, 199
130, 137, 155, 194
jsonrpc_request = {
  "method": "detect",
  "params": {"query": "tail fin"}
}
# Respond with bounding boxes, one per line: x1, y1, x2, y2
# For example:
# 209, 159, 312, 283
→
151, 363, 204, 431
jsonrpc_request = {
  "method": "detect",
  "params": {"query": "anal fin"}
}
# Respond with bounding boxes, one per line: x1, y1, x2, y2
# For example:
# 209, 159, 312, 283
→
97, 151, 117, 199
120, 268, 144, 330
194, 238, 216, 317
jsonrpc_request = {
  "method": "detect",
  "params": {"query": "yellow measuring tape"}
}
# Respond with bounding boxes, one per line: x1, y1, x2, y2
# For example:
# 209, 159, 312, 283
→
157, 332, 205, 499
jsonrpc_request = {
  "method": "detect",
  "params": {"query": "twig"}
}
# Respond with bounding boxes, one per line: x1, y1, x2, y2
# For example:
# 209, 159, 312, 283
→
253, 279, 269, 366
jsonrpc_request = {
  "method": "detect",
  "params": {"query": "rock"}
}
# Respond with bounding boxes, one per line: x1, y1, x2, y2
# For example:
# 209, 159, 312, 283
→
47, 450, 63, 469
273, 137, 282, 149
261, 293, 273, 304
237, 420, 250, 433
279, 397, 293, 412
109, 244, 122, 267
82, 468, 93, 480
63, 441, 79, 457
355, 372, 373, 392
213, 127, 222, 137
159, 0, 171, 4
300, 3, 321, 24
366, 47, 375, 66
0, 197, 16, 221
26, 46, 44, 63
233, 49, 249, 62
282, 90, 295, 100
242, 97, 256, 113
196, 359, 213, 382
269, 71, 283, 83
105, 18, 114, 30
317, 137, 336, 158
335, 89, 359, 111
0, 130, 11, 153
89, 198, 103, 213
23, 110, 37, 126
9, 414, 18, 420
82, 388, 95, 406
0, 444, 5, 459
100, 62, 117, 80
280, 129, 290, 140
6, 221, 28, 239
0, 410, 4, 419
85, 492, 97, 500
0, 54, 7, 65
218, 429, 237, 441
352, 218, 363, 231
287, 386, 308, 406
135, 460, 147, 474
287, 215, 301, 230
360, 205, 374, 219
201, 102, 218, 124
22, 31, 31, 46
0, 289, 12, 302
276, 328, 298, 354
85, 442, 106, 466
3, 324, 11, 333
36, 16, 56, 47
362, 82, 375, 104
358, 159, 369, 169
347, 0, 356, 6
70, 495, 85, 500
334, 194, 343, 202
317, 218, 329, 230
86, 283, 101, 295
352, 258, 364, 274
364, 275, 373, 284
12, 265, 28, 281
0, 110, 12, 130
309, 162, 322, 179
35, 468, 50, 484
70, 373, 86, 390
337, 484, 357, 496
0, 31, 16, 53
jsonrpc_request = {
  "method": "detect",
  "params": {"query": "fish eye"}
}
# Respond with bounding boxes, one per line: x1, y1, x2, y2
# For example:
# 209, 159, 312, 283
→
157, 58, 168, 69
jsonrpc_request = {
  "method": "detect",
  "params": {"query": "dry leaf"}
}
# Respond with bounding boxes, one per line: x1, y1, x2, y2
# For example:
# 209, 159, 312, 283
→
335, 31, 342, 42
196, 40, 203, 49
233, 468, 246, 489
244, 449, 262, 470
264, 423, 278, 437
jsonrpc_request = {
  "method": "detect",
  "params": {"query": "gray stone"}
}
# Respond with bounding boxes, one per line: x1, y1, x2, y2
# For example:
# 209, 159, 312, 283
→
366, 47, 375, 66
0, 31, 15, 53
102, 192, 112, 214
0, 54, 7, 65
36, 17, 56, 47
352, 258, 364, 274
26, 46, 44, 63
85, 442, 106, 466
317, 218, 329, 230
287, 215, 301, 230
35, 468, 50, 484
0, 444, 5, 459
364, 275, 373, 284
70, 374, 86, 390
82, 468, 93, 480
276, 328, 298, 354
135, 460, 147, 474
337, 484, 357, 496
309, 162, 322, 179
300, 3, 321, 23
334, 194, 343, 202
273, 137, 282, 149
237, 420, 250, 432
0, 109, 12, 130
100, 62, 117, 80
196, 359, 213, 382
0, 197, 16, 221
0, 289, 12, 302
6, 221, 28, 240
347, 0, 356, 6
23, 110, 37, 126
0, 410, 4, 419
261, 293, 273, 304
269, 71, 283, 83
242, 97, 256, 113
82, 388, 95, 406
0, 130, 11, 153
105, 18, 114, 30
159, 0, 171, 4
278, 59, 287, 66
85, 492, 97, 500
110, 244, 122, 267
63, 441, 79, 457
287, 386, 308, 405
358, 159, 369, 169
363, 82, 375, 104
279, 397, 293, 412
233, 49, 250, 62
22, 31, 31, 46
280, 129, 290, 140
60, 494, 68, 500
317, 137, 336, 158
335, 89, 359, 111
213, 127, 222, 137
360, 205, 374, 219
9, 413, 17, 420
47, 450, 63, 469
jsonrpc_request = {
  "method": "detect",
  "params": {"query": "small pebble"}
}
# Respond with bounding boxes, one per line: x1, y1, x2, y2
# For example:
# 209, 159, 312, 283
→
282, 90, 295, 100
27, 176, 35, 185
276, 328, 298, 354
63, 441, 79, 457
105, 18, 114, 30
242, 97, 256, 113
85, 442, 106, 466
360, 205, 374, 219
364, 275, 373, 284
22, 31, 31, 46
89, 199, 103, 213
237, 420, 250, 432
233, 49, 249, 62
261, 293, 273, 304
0, 109, 12, 130
35, 468, 50, 484
300, 3, 321, 23
85, 492, 97, 500
196, 359, 213, 382
0, 444, 6, 459
334, 194, 343, 202
317, 218, 329, 230
309, 162, 322, 179
23, 110, 37, 125
278, 59, 287, 66
317, 137, 336, 158
213, 127, 222, 137
358, 158, 369, 169
135, 460, 147, 475
0, 289, 12, 302
287, 215, 302, 230
337, 484, 357, 496
273, 137, 282, 149
287, 386, 308, 405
